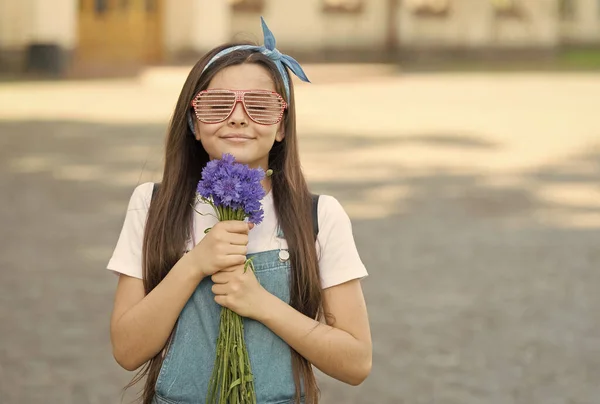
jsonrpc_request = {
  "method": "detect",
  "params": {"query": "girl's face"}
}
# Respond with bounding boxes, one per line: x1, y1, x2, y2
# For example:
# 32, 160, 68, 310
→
193, 63, 285, 169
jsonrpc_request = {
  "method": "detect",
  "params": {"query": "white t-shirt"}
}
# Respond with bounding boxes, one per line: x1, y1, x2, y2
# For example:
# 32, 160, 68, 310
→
107, 182, 368, 289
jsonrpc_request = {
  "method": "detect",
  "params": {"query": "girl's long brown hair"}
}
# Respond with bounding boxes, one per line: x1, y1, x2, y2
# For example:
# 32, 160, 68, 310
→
125, 44, 323, 404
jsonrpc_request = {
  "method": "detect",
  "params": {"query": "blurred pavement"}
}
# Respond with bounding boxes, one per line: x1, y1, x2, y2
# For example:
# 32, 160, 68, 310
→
0, 65, 599, 403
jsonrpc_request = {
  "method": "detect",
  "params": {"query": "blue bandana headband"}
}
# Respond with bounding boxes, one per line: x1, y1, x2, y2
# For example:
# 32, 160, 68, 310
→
188, 17, 310, 134
203, 17, 310, 100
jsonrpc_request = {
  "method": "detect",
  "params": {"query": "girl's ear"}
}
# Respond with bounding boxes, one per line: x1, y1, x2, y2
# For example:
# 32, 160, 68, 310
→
194, 122, 202, 141
188, 111, 201, 141
275, 122, 285, 142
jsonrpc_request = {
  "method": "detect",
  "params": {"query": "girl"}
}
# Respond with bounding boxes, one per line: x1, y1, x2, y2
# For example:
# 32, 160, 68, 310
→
107, 18, 371, 404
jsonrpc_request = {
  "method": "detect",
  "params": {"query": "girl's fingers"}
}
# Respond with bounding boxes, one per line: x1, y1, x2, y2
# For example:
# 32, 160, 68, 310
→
211, 283, 226, 295
227, 245, 248, 256
211, 272, 227, 284
214, 294, 228, 308
226, 233, 249, 246
221, 221, 251, 234
220, 255, 247, 269
220, 264, 245, 273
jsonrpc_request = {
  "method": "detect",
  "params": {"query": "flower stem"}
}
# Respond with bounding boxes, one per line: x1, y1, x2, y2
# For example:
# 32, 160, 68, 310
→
206, 207, 257, 404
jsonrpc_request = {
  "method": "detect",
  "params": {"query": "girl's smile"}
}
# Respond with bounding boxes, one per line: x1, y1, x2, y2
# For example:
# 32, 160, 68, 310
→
219, 132, 256, 143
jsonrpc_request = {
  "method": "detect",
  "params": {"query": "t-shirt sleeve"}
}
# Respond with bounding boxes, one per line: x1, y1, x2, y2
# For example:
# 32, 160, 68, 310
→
106, 182, 154, 279
316, 195, 368, 289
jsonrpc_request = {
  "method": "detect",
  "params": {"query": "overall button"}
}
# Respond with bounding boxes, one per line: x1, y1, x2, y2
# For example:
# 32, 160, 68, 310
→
278, 250, 290, 262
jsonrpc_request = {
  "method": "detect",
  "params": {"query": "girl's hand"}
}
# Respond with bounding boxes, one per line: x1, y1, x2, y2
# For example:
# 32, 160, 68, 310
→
184, 221, 253, 280
211, 263, 270, 320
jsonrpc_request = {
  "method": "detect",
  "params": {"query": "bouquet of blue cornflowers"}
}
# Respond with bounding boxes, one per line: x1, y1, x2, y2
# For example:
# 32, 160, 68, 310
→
196, 153, 265, 404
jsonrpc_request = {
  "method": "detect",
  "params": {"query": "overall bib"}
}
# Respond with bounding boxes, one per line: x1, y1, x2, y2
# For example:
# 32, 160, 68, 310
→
153, 245, 302, 404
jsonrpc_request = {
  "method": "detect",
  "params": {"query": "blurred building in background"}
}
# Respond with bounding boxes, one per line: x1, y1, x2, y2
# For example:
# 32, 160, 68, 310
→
0, 0, 599, 76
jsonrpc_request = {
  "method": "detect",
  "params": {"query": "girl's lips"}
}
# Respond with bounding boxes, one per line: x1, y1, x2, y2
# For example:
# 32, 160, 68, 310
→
220, 134, 255, 143
223, 138, 250, 143
221, 133, 254, 139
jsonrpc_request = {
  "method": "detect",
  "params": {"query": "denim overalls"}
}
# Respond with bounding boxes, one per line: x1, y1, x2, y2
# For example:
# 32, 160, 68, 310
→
153, 228, 302, 404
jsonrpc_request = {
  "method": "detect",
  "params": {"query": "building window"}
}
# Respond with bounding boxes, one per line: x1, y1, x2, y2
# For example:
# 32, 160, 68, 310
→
145, 0, 156, 12
407, 0, 451, 17
94, 0, 109, 14
229, 0, 264, 12
492, 0, 524, 18
322, 0, 364, 13
559, 0, 577, 21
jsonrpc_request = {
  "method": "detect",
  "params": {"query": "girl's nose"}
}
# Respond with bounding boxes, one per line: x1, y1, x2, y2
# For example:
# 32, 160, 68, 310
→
228, 102, 249, 126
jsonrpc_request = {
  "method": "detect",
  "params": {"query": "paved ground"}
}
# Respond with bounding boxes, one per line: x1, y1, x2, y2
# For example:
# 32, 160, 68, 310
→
0, 67, 599, 404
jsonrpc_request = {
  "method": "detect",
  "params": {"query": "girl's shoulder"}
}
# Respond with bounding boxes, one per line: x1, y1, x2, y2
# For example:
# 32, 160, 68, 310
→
106, 182, 155, 280
315, 194, 352, 225
313, 194, 368, 288
125, 182, 154, 211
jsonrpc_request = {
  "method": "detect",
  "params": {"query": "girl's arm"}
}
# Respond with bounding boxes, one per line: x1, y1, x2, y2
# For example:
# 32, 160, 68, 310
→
212, 269, 372, 386
110, 221, 250, 371
257, 279, 372, 385
110, 256, 204, 371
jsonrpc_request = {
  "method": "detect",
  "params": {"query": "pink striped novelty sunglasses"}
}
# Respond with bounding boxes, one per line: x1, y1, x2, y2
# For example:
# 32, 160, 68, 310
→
191, 89, 287, 125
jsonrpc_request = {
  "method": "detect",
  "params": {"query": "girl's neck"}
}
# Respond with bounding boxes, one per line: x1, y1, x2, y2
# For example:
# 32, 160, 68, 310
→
261, 176, 272, 195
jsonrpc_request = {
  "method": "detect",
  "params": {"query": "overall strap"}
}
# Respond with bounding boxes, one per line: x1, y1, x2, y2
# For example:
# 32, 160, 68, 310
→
310, 193, 320, 240
152, 182, 160, 201
151, 183, 320, 238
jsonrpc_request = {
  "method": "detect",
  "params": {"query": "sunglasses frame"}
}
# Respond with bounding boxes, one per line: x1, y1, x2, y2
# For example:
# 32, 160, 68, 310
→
190, 89, 288, 125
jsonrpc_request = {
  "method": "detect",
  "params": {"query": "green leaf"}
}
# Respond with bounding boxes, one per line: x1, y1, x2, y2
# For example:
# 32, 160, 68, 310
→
207, 307, 257, 403
243, 257, 255, 274
227, 378, 242, 394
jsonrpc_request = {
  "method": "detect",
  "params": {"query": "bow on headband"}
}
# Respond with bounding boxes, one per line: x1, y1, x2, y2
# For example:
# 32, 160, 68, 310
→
202, 16, 311, 100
